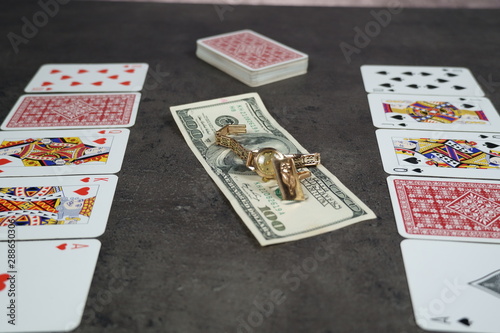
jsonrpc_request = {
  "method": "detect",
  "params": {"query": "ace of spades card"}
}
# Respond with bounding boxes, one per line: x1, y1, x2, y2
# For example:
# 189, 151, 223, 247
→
401, 240, 500, 333
361, 65, 485, 97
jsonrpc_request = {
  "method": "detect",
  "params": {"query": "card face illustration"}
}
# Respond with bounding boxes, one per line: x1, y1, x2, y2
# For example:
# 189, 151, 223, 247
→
24, 63, 149, 93
388, 176, 500, 243
367, 94, 500, 132
197, 30, 308, 71
0, 129, 129, 177
2, 93, 141, 130
361, 65, 485, 96
0, 175, 117, 240
401, 239, 500, 333
0, 239, 100, 332
376, 129, 500, 179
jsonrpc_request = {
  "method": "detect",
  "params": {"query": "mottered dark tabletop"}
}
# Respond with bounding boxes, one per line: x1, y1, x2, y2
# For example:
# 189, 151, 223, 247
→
1, 1, 499, 332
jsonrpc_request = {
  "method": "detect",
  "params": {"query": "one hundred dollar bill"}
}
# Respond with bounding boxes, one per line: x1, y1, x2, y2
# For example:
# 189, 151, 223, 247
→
170, 93, 376, 246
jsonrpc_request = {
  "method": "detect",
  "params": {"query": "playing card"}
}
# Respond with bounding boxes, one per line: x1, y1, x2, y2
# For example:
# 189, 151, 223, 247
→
0, 239, 100, 332
0, 175, 117, 240
376, 129, 500, 179
367, 93, 500, 132
401, 239, 500, 332
361, 65, 485, 96
24, 63, 149, 93
2, 93, 141, 130
197, 29, 308, 72
388, 176, 500, 243
0, 128, 129, 177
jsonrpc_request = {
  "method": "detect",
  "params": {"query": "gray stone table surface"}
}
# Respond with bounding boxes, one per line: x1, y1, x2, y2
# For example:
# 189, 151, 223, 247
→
1, 1, 499, 332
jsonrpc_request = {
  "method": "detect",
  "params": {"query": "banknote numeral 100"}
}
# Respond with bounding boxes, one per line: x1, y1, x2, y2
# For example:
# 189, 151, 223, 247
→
258, 206, 285, 231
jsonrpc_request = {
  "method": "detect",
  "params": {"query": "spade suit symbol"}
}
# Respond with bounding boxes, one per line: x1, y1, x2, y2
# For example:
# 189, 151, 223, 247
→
391, 115, 404, 120
413, 168, 424, 173
458, 318, 472, 326
484, 142, 499, 149
404, 157, 420, 164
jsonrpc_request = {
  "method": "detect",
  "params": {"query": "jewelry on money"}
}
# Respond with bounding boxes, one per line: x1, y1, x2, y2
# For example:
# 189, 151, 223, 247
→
215, 124, 320, 201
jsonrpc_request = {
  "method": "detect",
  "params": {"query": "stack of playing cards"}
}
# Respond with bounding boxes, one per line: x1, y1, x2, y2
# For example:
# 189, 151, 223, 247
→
196, 30, 308, 87
0, 63, 148, 332
361, 65, 500, 333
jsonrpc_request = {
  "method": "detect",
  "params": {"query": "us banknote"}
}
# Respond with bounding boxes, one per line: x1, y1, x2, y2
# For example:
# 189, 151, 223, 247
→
170, 93, 376, 246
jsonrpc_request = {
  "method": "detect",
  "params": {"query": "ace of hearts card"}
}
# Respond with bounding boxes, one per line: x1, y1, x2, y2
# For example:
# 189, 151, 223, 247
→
24, 63, 149, 93
401, 239, 500, 333
0, 239, 101, 332
387, 176, 500, 243
376, 129, 500, 179
0, 128, 129, 177
0, 175, 117, 240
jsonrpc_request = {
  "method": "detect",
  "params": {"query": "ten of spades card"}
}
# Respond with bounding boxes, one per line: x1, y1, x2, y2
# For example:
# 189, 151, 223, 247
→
361, 65, 485, 96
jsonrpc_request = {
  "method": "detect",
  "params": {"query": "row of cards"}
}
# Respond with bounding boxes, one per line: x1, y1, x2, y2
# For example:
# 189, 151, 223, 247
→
361, 65, 500, 332
0, 63, 149, 332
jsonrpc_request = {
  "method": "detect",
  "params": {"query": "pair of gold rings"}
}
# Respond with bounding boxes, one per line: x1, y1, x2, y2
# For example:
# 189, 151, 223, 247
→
215, 125, 320, 201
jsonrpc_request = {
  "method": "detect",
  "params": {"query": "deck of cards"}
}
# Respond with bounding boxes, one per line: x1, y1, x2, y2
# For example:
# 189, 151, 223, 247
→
0, 62, 148, 332
361, 64, 500, 333
196, 30, 308, 87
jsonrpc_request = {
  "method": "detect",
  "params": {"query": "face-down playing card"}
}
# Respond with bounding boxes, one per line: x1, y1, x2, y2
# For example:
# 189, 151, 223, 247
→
361, 65, 485, 96
24, 63, 149, 93
2, 93, 141, 130
0, 128, 129, 177
0, 175, 117, 240
401, 239, 500, 333
388, 176, 500, 243
0, 239, 101, 332
367, 94, 500, 132
376, 129, 500, 179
